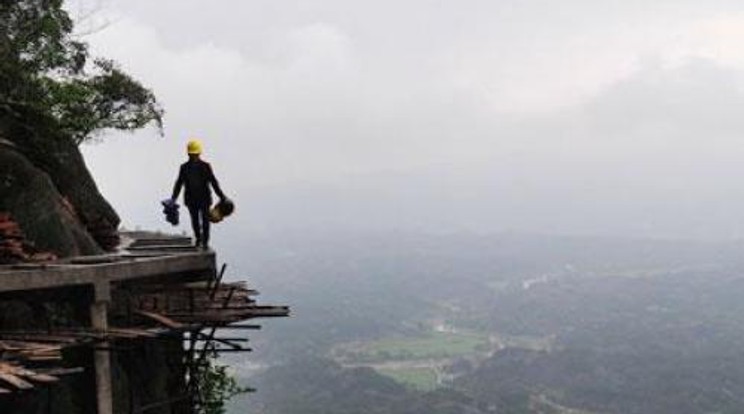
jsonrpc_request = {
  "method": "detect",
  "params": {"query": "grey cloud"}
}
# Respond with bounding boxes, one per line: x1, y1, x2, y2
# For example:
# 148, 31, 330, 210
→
586, 59, 744, 139
76, 1, 744, 240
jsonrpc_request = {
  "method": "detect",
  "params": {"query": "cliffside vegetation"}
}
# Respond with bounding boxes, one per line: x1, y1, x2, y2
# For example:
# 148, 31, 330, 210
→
0, 0, 163, 143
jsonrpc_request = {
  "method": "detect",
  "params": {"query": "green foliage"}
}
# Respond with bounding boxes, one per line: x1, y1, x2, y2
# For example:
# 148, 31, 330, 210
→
0, 0, 163, 143
194, 353, 250, 414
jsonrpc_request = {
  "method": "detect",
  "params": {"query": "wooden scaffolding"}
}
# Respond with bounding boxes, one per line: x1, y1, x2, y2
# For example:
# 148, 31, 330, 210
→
0, 232, 289, 413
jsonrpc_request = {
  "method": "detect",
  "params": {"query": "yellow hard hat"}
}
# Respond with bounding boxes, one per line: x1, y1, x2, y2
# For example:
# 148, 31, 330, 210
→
187, 139, 203, 155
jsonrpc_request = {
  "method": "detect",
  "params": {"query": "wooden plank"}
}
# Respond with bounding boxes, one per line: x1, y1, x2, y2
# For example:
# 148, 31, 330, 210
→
0, 372, 34, 390
22, 372, 58, 383
134, 310, 185, 329
23, 354, 63, 361
107, 327, 157, 338
40, 367, 85, 376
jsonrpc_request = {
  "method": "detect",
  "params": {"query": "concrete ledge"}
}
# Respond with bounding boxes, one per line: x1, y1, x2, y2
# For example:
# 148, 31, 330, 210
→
0, 251, 215, 293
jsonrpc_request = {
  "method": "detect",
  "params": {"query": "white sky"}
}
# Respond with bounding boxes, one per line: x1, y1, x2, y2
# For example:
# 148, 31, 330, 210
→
72, 0, 744, 240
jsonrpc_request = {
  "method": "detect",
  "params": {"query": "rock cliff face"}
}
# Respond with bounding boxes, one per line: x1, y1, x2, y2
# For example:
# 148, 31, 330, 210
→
0, 110, 120, 257
0, 142, 101, 257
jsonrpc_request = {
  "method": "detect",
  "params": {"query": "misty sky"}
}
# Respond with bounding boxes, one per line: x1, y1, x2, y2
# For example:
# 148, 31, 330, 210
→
70, 1, 744, 240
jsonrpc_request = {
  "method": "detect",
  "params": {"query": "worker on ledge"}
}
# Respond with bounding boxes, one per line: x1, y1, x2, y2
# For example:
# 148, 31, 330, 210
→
171, 139, 227, 249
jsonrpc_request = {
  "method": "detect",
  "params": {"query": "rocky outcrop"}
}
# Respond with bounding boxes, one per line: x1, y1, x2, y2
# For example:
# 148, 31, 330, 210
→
0, 108, 119, 257
0, 139, 103, 257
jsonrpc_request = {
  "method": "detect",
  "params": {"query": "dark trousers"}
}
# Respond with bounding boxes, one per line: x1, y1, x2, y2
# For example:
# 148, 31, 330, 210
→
187, 204, 210, 246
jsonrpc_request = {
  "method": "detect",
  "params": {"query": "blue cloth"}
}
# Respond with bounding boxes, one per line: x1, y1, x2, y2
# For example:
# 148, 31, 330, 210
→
161, 198, 180, 226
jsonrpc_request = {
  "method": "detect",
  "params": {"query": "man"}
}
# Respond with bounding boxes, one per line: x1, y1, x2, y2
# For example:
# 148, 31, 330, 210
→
171, 139, 227, 249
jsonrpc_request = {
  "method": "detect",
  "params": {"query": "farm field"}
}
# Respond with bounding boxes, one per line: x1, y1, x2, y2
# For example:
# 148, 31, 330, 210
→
335, 331, 491, 363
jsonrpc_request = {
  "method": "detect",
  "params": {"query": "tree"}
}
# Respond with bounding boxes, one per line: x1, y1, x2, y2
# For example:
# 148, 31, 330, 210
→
0, 0, 163, 144
194, 352, 251, 414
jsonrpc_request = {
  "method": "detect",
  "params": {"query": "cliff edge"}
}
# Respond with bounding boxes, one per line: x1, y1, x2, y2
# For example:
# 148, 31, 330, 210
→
0, 112, 120, 258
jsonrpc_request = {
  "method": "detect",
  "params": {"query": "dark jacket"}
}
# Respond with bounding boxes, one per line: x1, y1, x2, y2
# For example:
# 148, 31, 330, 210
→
172, 159, 225, 207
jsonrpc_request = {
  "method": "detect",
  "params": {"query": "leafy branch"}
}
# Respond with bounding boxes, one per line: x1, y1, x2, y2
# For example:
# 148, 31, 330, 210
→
0, 0, 163, 144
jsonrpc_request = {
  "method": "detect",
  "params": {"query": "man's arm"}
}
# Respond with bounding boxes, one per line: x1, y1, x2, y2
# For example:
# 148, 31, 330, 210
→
171, 165, 184, 201
206, 163, 226, 200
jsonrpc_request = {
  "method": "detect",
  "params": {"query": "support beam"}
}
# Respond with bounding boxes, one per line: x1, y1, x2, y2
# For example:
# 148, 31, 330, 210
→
91, 282, 113, 414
